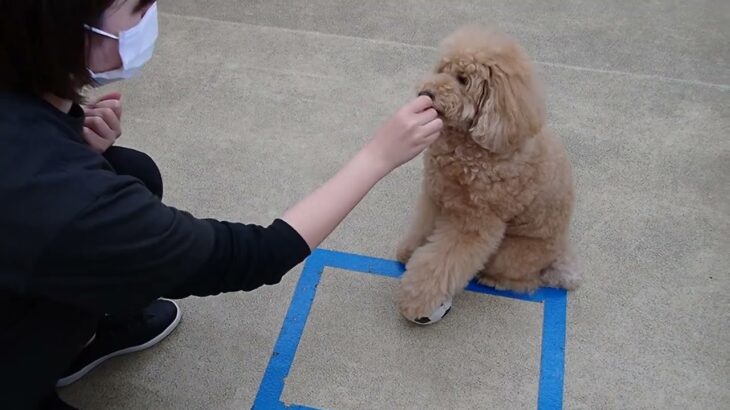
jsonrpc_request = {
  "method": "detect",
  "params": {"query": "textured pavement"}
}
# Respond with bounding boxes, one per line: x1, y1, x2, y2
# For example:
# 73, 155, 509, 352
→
60, 1, 730, 409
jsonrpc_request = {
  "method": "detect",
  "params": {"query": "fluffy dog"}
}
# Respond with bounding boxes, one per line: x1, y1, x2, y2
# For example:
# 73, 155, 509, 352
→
397, 26, 580, 322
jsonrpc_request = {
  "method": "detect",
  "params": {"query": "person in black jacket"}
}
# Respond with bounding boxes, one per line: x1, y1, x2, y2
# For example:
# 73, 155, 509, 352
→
0, 1, 443, 408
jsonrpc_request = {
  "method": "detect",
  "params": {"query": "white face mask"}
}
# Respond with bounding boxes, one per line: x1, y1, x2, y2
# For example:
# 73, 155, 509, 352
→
85, 3, 159, 86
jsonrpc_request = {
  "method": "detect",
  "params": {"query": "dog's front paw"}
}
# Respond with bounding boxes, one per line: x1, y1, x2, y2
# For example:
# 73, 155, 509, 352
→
398, 273, 451, 324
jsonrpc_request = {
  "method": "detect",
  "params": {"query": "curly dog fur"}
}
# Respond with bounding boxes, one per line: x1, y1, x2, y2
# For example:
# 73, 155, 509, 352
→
397, 26, 580, 321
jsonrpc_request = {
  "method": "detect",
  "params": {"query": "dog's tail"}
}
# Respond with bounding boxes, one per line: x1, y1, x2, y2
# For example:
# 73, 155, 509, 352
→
541, 245, 582, 290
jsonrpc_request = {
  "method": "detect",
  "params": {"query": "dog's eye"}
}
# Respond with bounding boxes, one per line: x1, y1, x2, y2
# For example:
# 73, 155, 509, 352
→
457, 75, 469, 86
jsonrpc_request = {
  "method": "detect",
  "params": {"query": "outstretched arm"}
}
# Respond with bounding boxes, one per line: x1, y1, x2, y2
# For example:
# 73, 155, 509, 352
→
283, 95, 442, 249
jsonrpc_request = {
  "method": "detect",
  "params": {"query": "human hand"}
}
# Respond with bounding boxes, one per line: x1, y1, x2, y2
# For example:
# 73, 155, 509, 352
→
363, 95, 443, 173
82, 92, 123, 153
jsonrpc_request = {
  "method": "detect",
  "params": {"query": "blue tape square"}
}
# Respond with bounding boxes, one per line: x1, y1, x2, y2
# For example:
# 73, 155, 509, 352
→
253, 249, 568, 410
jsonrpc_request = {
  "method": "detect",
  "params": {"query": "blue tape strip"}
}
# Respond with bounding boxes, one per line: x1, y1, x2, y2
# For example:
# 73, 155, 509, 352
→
537, 288, 567, 410
252, 253, 325, 409
311, 248, 404, 278
253, 248, 568, 410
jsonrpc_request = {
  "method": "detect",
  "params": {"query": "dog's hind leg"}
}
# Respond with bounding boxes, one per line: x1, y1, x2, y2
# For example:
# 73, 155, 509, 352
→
540, 245, 581, 290
477, 236, 558, 292
479, 275, 542, 293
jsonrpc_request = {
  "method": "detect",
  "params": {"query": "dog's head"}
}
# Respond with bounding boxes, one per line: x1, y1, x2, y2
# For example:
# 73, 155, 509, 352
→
419, 26, 545, 154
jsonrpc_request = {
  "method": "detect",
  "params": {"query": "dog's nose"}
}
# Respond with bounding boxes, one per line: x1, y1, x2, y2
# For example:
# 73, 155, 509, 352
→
418, 90, 435, 101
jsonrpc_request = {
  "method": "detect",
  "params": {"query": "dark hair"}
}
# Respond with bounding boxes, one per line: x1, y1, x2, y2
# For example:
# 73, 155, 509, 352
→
0, 0, 155, 103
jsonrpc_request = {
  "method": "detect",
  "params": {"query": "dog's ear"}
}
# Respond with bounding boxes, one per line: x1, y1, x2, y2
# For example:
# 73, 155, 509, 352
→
470, 62, 545, 154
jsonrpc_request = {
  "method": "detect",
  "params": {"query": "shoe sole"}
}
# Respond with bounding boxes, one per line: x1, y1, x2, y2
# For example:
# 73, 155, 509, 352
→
56, 299, 182, 388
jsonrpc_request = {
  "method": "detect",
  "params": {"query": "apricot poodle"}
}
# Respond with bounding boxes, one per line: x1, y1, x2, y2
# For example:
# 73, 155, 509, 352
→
397, 26, 581, 322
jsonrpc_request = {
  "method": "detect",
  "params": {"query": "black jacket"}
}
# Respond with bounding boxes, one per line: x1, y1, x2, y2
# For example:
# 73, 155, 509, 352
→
0, 92, 310, 407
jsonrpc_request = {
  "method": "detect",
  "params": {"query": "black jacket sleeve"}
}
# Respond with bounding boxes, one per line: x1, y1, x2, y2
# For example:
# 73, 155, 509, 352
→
33, 177, 310, 314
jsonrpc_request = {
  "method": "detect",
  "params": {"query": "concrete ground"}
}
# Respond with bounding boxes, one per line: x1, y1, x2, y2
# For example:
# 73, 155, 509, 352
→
60, 0, 729, 409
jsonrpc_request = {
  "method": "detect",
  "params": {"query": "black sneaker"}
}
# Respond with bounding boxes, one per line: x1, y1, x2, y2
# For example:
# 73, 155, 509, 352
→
56, 299, 181, 387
